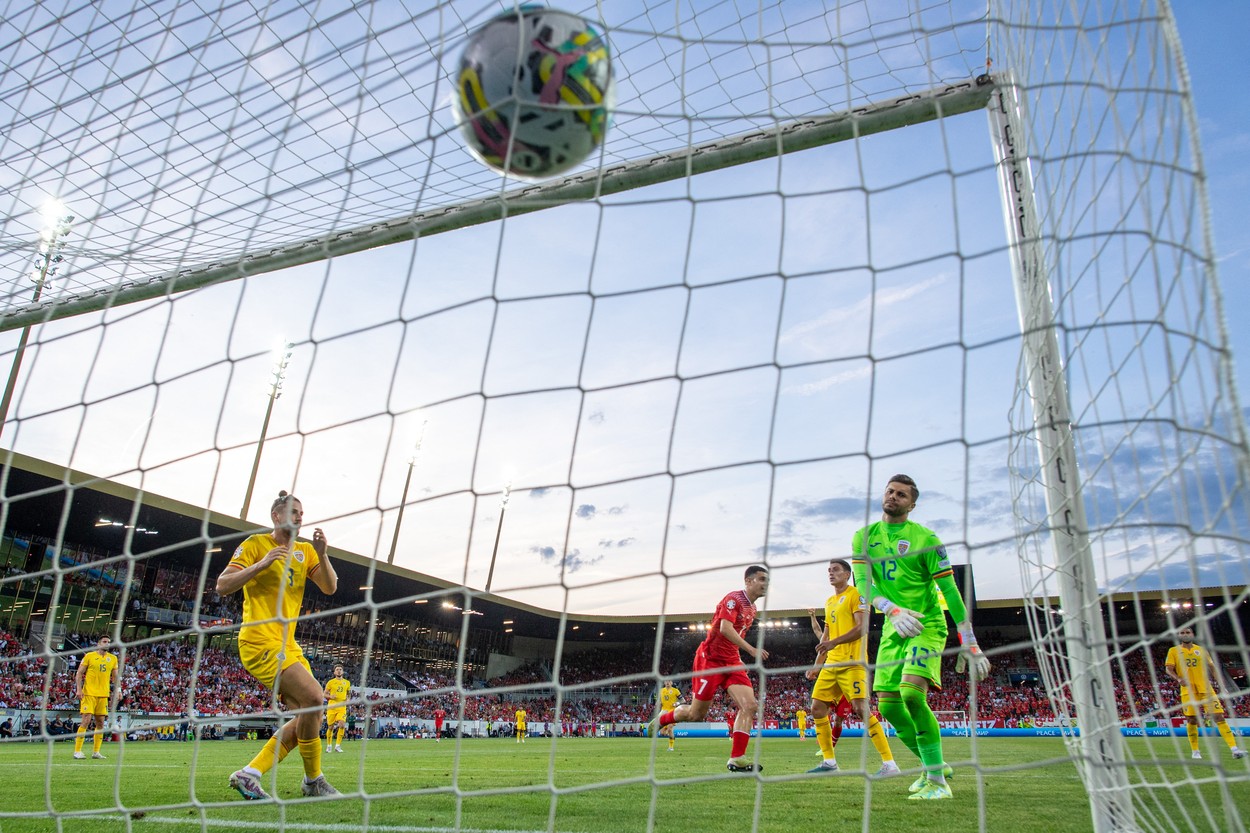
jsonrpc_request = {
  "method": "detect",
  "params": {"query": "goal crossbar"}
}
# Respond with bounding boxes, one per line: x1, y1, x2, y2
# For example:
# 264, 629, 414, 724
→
0, 76, 994, 333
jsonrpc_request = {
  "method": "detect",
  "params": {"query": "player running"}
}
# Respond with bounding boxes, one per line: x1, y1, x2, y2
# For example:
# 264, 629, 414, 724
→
654, 565, 770, 773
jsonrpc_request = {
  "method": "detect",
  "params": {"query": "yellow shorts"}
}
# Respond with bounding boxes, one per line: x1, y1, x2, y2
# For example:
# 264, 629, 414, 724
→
1181, 688, 1224, 717
811, 662, 869, 704
239, 638, 311, 691
796, 719, 807, 732
516, 724, 527, 733
326, 707, 347, 725
79, 694, 109, 716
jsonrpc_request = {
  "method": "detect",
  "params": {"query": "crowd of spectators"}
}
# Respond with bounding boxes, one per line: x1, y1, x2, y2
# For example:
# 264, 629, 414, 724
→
1, 621, 1246, 731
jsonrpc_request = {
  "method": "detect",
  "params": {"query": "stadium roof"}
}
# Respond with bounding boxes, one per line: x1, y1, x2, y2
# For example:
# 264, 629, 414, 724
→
0, 450, 679, 641
3, 450, 1241, 643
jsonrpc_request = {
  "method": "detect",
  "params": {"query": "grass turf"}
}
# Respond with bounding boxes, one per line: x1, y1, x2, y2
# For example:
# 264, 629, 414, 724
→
1, 734, 1246, 832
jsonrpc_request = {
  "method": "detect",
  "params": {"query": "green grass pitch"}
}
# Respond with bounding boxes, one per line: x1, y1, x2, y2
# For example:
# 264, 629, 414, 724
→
2, 735, 1246, 832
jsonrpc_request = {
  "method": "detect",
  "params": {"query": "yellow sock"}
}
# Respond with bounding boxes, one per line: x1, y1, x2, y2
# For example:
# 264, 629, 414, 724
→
336, 728, 345, 746
815, 716, 834, 760
93, 729, 104, 754
248, 733, 296, 775
298, 737, 323, 780
74, 725, 86, 753
1186, 722, 1199, 752
867, 715, 894, 762
668, 733, 674, 749
1216, 720, 1237, 750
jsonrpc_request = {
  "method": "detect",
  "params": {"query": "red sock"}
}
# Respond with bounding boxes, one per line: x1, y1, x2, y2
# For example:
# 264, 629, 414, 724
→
659, 711, 676, 727
831, 721, 843, 743
730, 730, 750, 758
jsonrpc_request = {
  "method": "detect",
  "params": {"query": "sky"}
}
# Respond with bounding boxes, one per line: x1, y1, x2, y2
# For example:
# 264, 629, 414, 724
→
0, 0, 1246, 619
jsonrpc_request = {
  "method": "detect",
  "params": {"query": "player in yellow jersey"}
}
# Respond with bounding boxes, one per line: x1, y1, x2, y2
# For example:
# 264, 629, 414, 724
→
218, 491, 341, 799
657, 680, 682, 750
324, 665, 350, 753
1165, 625, 1246, 760
73, 635, 119, 760
795, 708, 808, 741
806, 558, 900, 777
515, 708, 527, 743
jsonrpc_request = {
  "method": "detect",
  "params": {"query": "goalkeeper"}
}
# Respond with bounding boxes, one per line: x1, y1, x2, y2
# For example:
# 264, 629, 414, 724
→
851, 474, 991, 801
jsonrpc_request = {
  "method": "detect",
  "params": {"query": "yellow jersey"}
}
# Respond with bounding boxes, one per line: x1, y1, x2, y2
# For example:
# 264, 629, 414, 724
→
659, 686, 680, 712
81, 650, 118, 697
228, 533, 321, 644
515, 709, 527, 726
823, 584, 866, 663
325, 677, 350, 705
1166, 643, 1215, 691
796, 709, 808, 725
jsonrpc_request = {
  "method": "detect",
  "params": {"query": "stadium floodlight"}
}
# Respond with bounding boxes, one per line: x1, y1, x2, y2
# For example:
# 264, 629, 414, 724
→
387, 420, 427, 566
240, 338, 294, 521
484, 480, 512, 594
0, 200, 72, 430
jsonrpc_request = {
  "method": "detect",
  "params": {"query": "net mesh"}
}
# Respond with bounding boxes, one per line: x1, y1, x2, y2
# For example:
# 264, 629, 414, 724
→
0, 1, 1246, 832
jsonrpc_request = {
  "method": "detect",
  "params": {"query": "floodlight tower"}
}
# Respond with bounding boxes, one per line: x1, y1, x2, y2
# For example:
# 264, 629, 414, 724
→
387, 420, 427, 565
240, 339, 294, 520
0, 201, 73, 430
484, 480, 512, 593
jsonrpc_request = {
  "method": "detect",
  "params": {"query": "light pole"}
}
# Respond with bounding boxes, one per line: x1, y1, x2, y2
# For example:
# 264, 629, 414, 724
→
240, 339, 294, 520
0, 201, 74, 431
484, 481, 511, 593
387, 421, 427, 565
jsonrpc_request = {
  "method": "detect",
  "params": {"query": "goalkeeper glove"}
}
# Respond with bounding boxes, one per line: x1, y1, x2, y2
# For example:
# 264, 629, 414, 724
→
955, 622, 991, 682
873, 596, 924, 638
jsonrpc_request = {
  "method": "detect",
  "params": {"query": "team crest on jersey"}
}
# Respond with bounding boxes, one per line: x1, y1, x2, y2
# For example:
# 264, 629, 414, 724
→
897, 540, 910, 555
232, 545, 243, 559
726, 599, 736, 609
294, 550, 305, 563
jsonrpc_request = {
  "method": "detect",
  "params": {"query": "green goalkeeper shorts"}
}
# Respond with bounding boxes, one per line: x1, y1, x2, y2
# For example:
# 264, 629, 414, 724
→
873, 626, 947, 691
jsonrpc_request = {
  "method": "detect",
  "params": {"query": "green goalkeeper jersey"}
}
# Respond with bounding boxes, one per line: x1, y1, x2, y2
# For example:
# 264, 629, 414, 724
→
850, 520, 967, 636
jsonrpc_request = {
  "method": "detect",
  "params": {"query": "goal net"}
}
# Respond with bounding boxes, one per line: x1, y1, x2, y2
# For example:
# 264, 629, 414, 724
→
0, 1, 1246, 832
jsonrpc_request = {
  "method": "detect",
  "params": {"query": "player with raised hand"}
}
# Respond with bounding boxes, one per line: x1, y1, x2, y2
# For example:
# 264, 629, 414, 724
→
654, 565, 770, 773
218, 490, 341, 800
1165, 625, 1246, 760
851, 475, 990, 800
806, 558, 899, 776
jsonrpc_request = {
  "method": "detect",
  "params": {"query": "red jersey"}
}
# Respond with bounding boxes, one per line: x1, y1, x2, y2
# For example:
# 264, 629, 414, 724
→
433, 709, 446, 722
700, 589, 757, 664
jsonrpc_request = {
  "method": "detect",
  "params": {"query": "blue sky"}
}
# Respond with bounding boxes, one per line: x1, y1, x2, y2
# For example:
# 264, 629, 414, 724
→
0, 1, 1245, 617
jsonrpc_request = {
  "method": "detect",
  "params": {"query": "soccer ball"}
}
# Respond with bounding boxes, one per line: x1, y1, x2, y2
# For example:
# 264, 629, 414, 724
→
453, 5, 614, 180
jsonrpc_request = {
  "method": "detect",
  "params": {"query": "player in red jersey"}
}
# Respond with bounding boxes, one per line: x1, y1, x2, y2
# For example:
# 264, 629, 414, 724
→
656, 565, 770, 772
433, 707, 446, 742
